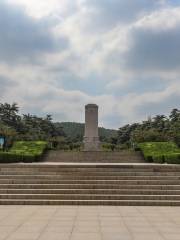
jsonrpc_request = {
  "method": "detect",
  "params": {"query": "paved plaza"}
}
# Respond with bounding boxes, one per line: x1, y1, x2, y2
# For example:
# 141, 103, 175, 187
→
0, 206, 179, 240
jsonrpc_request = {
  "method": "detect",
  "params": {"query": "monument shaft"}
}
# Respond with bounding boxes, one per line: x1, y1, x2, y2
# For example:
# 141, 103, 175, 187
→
84, 104, 100, 151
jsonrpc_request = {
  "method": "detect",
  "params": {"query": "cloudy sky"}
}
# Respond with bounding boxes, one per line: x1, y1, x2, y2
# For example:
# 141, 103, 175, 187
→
0, 0, 180, 129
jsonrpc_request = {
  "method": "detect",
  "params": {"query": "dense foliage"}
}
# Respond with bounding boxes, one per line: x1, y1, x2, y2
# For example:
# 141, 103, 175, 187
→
139, 142, 180, 164
116, 109, 180, 147
0, 141, 47, 163
0, 102, 65, 148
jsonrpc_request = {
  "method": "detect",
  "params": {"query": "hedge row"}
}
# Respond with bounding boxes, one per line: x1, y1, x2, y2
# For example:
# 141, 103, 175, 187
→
0, 141, 47, 163
0, 152, 41, 163
144, 153, 180, 164
139, 142, 180, 164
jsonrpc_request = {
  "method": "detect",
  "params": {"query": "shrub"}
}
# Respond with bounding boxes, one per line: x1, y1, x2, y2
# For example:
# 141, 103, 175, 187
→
153, 155, 164, 164
102, 143, 112, 151
0, 152, 24, 163
164, 153, 180, 164
0, 141, 47, 163
144, 155, 153, 162
139, 142, 180, 164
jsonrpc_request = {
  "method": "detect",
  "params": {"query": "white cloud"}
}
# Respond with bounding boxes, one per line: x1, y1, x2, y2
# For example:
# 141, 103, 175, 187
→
135, 7, 180, 30
115, 81, 180, 124
7, 0, 79, 18
1, 0, 180, 128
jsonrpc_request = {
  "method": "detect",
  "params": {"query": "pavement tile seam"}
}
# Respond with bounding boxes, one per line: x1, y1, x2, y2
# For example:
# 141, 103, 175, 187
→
0, 206, 180, 240
3, 206, 40, 240
136, 207, 168, 240
68, 206, 79, 240
36, 206, 61, 240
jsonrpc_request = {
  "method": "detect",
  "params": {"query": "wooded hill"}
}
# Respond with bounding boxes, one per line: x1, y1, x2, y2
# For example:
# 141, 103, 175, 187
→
55, 122, 117, 142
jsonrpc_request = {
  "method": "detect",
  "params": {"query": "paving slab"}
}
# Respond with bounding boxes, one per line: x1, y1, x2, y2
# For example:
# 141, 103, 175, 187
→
0, 206, 179, 240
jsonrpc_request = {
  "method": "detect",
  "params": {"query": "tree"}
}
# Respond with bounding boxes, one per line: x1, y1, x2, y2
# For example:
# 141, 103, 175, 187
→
111, 137, 118, 145
152, 115, 167, 132
0, 103, 22, 131
169, 109, 180, 122
132, 128, 166, 143
117, 123, 139, 144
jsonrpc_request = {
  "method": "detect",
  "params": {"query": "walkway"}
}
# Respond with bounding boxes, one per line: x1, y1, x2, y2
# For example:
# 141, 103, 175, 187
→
0, 206, 179, 240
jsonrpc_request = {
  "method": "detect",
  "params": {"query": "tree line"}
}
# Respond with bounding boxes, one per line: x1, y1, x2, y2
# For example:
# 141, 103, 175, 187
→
1, 102, 180, 150
0, 102, 116, 150
116, 109, 180, 148
0, 103, 65, 149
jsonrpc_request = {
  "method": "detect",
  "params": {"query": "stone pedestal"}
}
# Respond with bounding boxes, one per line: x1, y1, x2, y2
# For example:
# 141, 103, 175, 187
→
84, 104, 100, 151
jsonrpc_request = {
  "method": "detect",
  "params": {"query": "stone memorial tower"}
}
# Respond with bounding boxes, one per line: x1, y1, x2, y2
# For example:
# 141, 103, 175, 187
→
84, 104, 100, 151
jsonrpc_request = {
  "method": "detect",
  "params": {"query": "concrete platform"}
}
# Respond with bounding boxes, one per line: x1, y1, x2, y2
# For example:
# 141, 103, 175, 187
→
0, 206, 179, 240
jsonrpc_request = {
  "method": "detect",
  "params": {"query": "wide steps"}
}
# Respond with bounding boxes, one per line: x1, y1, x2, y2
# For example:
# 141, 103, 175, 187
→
1, 183, 180, 190
0, 199, 180, 206
1, 193, 180, 201
1, 171, 180, 176
44, 160, 144, 163
1, 179, 180, 185
0, 163, 180, 205
1, 175, 180, 180
44, 151, 145, 163
1, 189, 180, 195
1, 184, 180, 190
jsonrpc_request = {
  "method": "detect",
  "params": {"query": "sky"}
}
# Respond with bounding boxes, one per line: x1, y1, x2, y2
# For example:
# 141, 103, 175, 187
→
0, 0, 180, 129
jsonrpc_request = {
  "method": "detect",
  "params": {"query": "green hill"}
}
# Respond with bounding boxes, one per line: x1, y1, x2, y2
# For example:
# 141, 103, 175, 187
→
55, 122, 117, 142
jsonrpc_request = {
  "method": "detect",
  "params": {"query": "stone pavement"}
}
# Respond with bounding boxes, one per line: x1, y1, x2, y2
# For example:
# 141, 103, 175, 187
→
0, 206, 179, 240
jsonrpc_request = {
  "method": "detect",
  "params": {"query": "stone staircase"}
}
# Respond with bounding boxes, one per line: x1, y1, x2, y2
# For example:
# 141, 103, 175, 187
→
43, 151, 145, 163
0, 163, 180, 205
